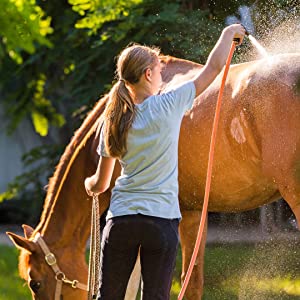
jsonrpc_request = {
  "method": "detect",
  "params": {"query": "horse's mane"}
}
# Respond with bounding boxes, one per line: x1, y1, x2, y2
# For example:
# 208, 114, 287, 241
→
34, 95, 109, 234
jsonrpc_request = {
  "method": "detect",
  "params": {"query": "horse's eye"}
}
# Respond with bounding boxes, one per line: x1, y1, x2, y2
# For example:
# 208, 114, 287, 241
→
29, 280, 41, 293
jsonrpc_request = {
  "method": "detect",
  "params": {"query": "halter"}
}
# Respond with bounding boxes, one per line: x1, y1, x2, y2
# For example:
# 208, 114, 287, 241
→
33, 233, 88, 300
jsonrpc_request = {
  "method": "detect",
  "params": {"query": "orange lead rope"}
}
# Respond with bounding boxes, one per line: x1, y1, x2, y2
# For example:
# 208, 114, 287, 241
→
177, 41, 237, 300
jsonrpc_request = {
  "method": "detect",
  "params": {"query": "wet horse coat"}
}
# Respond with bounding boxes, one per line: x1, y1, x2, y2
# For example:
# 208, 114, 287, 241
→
7, 53, 300, 299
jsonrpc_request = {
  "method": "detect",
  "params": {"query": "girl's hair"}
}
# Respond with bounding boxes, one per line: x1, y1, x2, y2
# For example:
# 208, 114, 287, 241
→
103, 44, 160, 158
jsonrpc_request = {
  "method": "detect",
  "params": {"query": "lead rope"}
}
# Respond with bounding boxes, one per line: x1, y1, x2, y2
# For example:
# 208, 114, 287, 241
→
177, 41, 238, 300
88, 194, 101, 300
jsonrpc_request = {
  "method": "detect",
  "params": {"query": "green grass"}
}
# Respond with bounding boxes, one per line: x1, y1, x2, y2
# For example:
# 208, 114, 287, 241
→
171, 241, 300, 300
1, 241, 300, 300
0, 245, 31, 300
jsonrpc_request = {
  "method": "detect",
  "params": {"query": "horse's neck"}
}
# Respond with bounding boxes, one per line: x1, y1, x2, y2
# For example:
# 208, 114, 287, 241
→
39, 140, 96, 250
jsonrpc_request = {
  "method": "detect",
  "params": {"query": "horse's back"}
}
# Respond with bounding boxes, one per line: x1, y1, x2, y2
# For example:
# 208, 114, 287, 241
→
178, 53, 300, 212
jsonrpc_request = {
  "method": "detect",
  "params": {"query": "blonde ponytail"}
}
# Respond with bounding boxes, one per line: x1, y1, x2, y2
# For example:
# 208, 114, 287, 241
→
103, 80, 135, 158
103, 44, 160, 158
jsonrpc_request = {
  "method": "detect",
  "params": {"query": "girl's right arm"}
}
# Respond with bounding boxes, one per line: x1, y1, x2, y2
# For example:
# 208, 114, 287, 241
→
84, 156, 116, 196
193, 24, 246, 97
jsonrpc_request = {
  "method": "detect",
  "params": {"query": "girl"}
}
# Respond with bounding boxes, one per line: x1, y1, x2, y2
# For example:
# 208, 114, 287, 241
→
85, 24, 245, 300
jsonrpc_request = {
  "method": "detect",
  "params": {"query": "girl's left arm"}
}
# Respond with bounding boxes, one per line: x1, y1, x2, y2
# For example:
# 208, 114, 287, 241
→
84, 156, 116, 196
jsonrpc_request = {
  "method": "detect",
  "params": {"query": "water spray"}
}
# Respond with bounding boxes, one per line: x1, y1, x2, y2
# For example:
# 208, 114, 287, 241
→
236, 24, 269, 58
248, 35, 269, 58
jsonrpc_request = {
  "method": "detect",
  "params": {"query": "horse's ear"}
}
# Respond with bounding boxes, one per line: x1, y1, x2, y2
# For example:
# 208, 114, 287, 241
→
22, 224, 34, 239
6, 232, 36, 253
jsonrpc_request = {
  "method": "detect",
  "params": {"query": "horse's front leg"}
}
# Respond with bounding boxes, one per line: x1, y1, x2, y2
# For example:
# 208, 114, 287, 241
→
179, 210, 207, 300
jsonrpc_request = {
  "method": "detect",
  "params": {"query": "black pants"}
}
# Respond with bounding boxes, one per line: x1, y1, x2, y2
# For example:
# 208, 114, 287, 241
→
97, 214, 180, 300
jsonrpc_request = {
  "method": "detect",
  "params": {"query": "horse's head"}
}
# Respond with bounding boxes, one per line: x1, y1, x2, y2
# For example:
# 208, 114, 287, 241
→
7, 225, 88, 300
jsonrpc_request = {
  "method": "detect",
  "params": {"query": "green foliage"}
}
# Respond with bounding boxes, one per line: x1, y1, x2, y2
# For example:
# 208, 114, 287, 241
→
0, 0, 53, 64
0, 0, 63, 137
31, 74, 66, 136
69, 0, 143, 35
1, 71, 66, 135
0, 143, 63, 223
0, 144, 63, 203
68, 0, 224, 63
144, 6, 222, 63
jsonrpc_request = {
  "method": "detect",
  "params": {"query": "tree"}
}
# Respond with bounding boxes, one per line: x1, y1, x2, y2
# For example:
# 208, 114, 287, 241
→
0, 0, 53, 64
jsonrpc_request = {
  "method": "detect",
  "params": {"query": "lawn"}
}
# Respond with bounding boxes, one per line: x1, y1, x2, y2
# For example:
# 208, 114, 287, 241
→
1, 240, 300, 300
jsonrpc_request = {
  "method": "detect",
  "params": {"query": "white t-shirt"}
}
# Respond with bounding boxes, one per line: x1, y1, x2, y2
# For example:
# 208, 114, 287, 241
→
98, 81, 196, 220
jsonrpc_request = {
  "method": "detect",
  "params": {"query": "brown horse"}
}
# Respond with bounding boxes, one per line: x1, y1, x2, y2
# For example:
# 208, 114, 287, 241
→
7, 52, 300, 300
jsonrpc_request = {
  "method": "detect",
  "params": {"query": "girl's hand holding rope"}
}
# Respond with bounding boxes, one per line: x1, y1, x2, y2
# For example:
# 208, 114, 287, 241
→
84, 176, 100, 198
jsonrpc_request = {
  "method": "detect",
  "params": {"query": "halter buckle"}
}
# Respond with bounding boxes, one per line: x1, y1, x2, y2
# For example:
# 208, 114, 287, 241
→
45, 253, 57, 266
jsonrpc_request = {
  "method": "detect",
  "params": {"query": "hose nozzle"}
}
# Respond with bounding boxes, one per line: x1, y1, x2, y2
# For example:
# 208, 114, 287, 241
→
233, 23, 249, 44
241, 23, 250, 36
